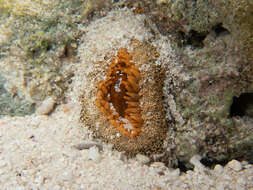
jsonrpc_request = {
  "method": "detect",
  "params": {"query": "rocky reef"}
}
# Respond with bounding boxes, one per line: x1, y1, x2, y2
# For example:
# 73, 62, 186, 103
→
0, 0, 85, 115
149, 0, 253, 165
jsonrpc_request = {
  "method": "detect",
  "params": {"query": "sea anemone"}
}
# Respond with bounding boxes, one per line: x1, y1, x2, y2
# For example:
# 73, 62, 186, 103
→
79, 40, 168, 155
74, 8, 175, 156
94, 48, 143, 139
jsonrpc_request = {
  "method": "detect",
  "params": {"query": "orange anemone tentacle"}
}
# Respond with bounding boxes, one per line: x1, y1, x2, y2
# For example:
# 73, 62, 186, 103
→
94, 48, 143, 138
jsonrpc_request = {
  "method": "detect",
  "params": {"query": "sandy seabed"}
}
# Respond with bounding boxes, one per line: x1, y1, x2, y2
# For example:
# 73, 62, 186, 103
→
0, 102, 252, 190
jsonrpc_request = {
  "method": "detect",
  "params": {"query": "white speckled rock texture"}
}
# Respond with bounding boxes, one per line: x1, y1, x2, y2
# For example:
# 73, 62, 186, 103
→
0, 103, 252, 189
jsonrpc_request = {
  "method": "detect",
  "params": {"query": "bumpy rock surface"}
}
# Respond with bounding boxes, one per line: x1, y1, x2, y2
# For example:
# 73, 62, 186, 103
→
147, 0, 253, 164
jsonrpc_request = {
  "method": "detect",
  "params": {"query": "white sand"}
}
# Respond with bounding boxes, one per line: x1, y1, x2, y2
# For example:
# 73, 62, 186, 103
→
0, 103, 252, 189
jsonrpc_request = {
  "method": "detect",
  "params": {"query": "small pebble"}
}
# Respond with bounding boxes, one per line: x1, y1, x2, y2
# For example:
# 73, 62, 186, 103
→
36, 97, 56, 115
0, 169, 5, 175
0, 160, 6, 168
244, 164, 252, 169
227, 160, 242, 171
248, 176, 253, 181
150, 162, 167, 175
241, 161, 248, 166
190, 155, 205, 169
169, 168, 180, 178
88, 146, 102, 162
156, 0, 167, 5
150, 162, 165, 168
214, 164, 223, 174
237, 177, 246, 185
16, 186, 25, 190
136, 154, 150, 164
60, 171, 73, 181
72, 142, 103, 151
117, 152, 127, 161
216, 184, 225, 190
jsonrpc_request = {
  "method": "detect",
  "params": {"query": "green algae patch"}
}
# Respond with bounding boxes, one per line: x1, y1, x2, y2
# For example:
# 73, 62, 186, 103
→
0, 73, 35, 117
0, 0, 89, 107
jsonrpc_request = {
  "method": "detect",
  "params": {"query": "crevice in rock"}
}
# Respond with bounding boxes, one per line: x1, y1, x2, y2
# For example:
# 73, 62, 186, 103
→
200, 157, 229, 169
213, 23, 230, 36
179, 30, 207, 48
229, 93, 253, 117
177, 160, 194, 172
